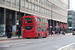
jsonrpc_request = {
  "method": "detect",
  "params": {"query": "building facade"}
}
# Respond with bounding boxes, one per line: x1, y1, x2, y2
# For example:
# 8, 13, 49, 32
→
68, 0, 72, 9
67, 9, 75, 32
0, 0, 68, 36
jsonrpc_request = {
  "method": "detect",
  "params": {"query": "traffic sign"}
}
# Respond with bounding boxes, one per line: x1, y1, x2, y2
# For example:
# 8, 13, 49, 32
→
72, 27, 74, 29
16, 20, 19, 25
55, 26, 59, 28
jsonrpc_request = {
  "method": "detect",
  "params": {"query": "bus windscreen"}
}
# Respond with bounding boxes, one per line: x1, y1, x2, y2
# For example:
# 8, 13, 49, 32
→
24, 26, 33, 30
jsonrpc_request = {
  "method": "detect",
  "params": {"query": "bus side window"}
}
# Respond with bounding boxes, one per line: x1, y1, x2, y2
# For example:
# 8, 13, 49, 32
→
41, 19, 42, 22
41, 28, 44, 32
37, 27, 40, 31
37, 18, 39, 22
37, 17, 41, 22
35, 17, 37, 21
47, 28, 49, 32
44, 19, 46, 23
44, 27, 45, 32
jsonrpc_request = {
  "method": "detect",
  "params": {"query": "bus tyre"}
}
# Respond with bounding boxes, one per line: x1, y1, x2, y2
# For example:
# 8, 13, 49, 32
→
43, 34, 47, 38
38, 34, 40, 38
45, 34, 47, 38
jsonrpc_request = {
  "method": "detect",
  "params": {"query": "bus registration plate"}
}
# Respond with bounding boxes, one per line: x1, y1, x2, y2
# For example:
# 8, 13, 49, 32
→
27, 36, 30, 37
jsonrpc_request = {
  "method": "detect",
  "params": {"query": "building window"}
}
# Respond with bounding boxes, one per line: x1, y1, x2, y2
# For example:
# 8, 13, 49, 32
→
29, 2, 32, 10
12, 0, 16, 8
42, 8, 44, 14
39, 7, 42, 13
68, 15, 72, 18
21, 0, 24, 7
16, 0, 19, 8
35, 0, 38, 2
25, 0, 29, 9
35, 5, 38, 12
32, 4, 35, 11
21, 0, 25, 10
12, 0, 16, 4
17, 0, 19, 5
68, 19, 72, 22
6, 0, 11, 2
38, 6, 40, 13
6, 0, 11, 6
32, 0, 35, 2
68, 24, 72, 27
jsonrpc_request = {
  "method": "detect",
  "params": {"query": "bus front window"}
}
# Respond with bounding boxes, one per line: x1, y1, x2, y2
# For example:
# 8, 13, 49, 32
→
24, 26, 33, 30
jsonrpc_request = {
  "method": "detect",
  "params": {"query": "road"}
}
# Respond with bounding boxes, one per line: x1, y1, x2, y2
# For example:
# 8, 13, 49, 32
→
0, 34, 75, 50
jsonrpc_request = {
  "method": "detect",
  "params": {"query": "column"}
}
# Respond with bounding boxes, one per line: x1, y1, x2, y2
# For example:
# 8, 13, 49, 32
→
12, 11, 17, 25
48, 20, 50, 35
12, 11, 17, 36
0, 8, 6, 36
53, 20, 54, 31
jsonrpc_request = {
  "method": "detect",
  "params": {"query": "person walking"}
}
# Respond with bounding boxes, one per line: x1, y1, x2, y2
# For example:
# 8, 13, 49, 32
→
18, 26, 21, 38
7, 26, 12, 38
51, 31, 53, 36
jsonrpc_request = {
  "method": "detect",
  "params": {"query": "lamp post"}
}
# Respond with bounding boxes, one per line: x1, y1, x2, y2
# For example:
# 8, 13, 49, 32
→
18, 0, 21, 38
19, 0, 21, 22
50, 4, 53, 36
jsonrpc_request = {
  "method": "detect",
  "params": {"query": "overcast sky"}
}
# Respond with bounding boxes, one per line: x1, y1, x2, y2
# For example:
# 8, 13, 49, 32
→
71, 0, 75, 10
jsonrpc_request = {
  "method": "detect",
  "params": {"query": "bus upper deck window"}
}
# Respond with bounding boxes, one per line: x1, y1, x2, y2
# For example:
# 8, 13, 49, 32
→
24, 17, 33, 21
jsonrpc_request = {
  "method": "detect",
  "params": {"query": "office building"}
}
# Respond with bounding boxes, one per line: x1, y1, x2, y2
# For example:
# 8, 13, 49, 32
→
0, 0, 68, 36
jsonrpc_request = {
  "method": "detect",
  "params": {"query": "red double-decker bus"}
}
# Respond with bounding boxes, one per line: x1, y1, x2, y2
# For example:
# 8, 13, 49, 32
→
22, 16, 49, 38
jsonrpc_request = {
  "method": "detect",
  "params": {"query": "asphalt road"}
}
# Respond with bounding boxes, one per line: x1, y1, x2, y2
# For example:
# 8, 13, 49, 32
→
0, 34, 75, 50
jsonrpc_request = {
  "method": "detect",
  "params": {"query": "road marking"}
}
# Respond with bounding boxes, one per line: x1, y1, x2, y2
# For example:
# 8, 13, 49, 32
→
0, 40, 47, 47
57, 42, 75, 50
0, 41, 10, 43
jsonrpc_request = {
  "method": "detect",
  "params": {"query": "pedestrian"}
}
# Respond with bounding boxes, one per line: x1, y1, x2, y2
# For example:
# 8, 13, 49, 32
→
61, 31, 62, 34
16, 28, 18, 36
53, 31, 55, 35
7, 26, 12, 38
62, 31, 65, 35
18, 25, 21, 38
51, 31, 53, 36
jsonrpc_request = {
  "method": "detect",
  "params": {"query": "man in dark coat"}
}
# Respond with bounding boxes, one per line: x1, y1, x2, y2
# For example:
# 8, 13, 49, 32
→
7, 27, 12, 38
18, 26, 21, 38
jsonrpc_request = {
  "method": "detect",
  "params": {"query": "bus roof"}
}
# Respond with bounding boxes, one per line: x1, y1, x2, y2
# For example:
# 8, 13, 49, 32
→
23, 16, 48, 20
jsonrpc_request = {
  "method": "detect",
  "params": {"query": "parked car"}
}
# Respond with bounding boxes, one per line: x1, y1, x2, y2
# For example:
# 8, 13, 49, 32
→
72, 29, 75, 35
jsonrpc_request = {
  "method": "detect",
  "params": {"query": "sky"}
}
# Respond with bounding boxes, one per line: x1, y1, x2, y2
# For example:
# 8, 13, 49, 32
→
71, 0, 75, 10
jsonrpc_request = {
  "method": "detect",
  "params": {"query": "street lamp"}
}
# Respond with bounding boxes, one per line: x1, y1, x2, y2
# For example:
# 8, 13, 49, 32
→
50, 4, 53, 36
18, 0, 21, 38
19, 0, 21, 22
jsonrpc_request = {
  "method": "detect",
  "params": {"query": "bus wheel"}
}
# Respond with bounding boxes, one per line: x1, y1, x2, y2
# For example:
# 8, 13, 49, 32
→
38, 34, 40, 38
43, 34, 47, 38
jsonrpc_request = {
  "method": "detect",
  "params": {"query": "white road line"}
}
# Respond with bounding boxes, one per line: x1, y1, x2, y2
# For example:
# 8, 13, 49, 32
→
57, 42, 75, 50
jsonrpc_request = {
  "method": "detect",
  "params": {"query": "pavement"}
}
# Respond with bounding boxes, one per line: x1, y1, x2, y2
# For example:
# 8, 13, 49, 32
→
0, 36, 23, 41
0, 33, 72, 41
